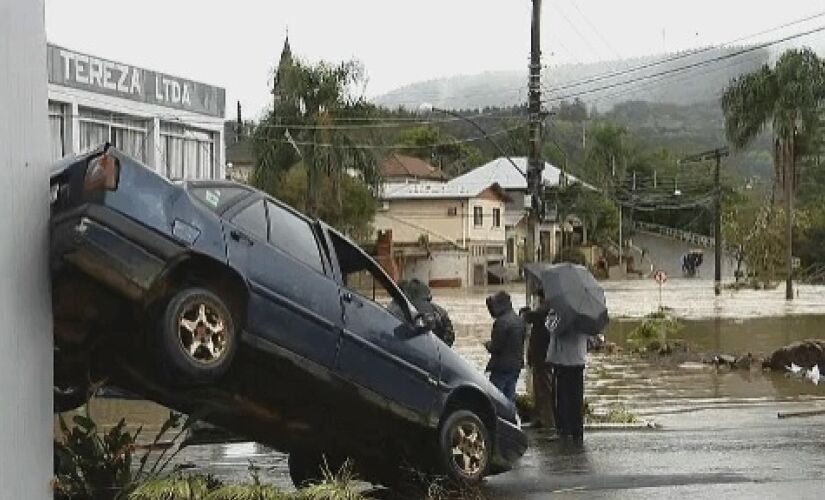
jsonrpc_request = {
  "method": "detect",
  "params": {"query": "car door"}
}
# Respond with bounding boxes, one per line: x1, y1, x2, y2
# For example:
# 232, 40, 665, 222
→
326, 229, 441, 423
224, 196, 342, 369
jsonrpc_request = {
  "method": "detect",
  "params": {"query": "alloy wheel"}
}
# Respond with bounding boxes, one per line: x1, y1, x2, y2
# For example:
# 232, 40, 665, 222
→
177, 302, 227, 364
450, 421, 487, 476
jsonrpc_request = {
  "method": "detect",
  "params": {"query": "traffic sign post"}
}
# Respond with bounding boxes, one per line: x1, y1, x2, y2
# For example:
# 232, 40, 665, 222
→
653, 269, 667, 310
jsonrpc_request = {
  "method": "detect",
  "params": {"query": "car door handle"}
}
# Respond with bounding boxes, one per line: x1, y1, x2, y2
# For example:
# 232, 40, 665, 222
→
230, 229, 254, 246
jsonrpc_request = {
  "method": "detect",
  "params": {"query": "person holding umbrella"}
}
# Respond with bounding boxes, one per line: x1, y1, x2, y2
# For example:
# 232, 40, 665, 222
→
524, 263, 609, 438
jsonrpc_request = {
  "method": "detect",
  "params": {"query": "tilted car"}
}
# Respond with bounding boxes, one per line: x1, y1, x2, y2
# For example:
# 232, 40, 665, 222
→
50, 145, 527, 486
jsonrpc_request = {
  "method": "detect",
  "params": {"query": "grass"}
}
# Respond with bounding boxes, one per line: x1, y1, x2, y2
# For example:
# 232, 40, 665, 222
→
126, 463, 367, 500
627, 309, 684, 353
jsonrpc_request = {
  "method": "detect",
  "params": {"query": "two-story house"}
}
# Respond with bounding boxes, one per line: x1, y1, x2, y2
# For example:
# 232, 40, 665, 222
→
448, 157, 586, 280
373, 181, 509, 287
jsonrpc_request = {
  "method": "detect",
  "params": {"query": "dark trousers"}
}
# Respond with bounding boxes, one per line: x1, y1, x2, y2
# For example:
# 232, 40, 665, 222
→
553, 364, 585, 437
531, 364, 555, 428
489, 370, 520, 402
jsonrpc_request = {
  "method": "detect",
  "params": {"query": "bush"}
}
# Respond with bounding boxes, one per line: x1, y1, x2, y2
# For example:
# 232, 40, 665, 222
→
627, 310, 683, 353
54, 409, 193, 500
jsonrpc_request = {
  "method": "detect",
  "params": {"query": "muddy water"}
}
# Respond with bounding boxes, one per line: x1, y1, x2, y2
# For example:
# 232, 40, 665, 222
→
440, 281, 825, 414
74, 280, 825, 484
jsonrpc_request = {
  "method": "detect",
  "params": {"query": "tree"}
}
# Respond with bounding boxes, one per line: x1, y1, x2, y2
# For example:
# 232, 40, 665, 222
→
252, 57, 381, 231
275, 164, 376, 241
721, 48, 825, 299
396, 125, 485, 177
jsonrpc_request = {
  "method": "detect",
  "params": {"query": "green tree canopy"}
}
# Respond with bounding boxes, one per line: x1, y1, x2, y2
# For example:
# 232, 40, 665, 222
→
721, 48, 825, 298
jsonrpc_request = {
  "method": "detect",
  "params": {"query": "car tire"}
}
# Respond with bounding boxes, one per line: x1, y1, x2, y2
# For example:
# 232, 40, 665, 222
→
438, 410, 491, 485
288, 451, 344, 488
157, 287, 237, 384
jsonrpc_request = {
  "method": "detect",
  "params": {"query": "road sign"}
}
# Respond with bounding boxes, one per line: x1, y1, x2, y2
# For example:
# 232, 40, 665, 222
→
653, 269, 668, 285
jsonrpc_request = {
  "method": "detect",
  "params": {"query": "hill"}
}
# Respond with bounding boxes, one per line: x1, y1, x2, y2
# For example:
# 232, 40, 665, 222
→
374, 46, 771, 111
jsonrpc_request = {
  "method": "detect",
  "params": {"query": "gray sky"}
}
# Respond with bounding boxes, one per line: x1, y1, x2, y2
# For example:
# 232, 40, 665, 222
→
45, 0, 825, 120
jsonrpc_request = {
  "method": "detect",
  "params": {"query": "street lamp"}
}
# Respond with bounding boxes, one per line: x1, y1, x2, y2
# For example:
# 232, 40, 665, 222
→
418, 103, 526, 181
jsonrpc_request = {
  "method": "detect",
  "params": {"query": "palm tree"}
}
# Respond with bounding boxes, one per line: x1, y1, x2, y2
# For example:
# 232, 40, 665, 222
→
721, 48, 825, 299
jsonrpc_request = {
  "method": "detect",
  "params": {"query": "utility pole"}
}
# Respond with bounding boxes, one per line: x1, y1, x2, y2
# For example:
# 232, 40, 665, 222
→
526, 0, 544, 266
679, 147, 729, 295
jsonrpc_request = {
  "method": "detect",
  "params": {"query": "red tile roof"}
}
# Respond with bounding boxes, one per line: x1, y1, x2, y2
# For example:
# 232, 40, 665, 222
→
381, 154, 447, 181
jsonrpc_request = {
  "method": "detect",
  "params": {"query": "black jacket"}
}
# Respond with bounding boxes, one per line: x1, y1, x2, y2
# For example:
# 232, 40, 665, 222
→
484, 291, 525, 373
523, 302, 552, 367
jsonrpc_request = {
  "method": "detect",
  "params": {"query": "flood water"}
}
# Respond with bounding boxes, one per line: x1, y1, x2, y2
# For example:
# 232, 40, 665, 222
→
70, 279, 825, 487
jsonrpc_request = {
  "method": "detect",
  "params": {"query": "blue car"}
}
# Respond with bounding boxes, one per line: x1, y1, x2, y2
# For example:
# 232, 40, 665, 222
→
50, 145, 526, 487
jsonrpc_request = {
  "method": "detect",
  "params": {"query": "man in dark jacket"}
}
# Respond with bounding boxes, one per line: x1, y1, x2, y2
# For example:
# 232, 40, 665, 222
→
398, 279, 455, 347
521, 288, 555, 428
484, 291, 525, 402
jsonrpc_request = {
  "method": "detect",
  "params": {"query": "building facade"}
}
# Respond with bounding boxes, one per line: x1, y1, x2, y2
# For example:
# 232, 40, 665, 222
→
374, 182, 508, 287
47, 44, 226, 179
447, 157, 570, 279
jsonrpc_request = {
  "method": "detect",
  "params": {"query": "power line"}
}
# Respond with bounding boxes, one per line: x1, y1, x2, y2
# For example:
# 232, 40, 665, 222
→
549, 0, 604, 61
540, 24, 825, 103
563, 0, 623, 60
541, 10, 825, 94
240, 124, 527, 150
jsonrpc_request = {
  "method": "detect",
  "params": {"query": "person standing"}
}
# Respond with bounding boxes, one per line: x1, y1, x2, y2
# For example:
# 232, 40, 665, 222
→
521, 288, 555, 429
546, 311, 588, 438
484, 291, 525, 402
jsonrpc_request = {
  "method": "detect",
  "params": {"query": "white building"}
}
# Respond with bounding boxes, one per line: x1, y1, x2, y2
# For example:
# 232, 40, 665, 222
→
47, 44, 226, 179
448, 157, 587, 279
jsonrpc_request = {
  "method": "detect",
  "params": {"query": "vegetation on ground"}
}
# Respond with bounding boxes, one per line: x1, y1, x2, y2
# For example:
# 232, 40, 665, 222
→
627, 309, 684, 353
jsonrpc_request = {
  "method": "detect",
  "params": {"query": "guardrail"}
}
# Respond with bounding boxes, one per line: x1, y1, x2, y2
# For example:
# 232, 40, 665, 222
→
631, 221, 716, 249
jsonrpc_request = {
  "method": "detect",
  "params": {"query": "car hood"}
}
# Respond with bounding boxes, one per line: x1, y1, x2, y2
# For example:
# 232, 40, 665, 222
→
439, 343, 517, 423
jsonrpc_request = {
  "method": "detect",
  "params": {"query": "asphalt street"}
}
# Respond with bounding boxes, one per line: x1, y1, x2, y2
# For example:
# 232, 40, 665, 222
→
483, 403, 825, 499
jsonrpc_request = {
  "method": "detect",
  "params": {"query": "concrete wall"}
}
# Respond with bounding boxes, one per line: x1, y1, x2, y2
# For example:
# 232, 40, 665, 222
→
0, 0, 54, 497
402, 251, 468, 286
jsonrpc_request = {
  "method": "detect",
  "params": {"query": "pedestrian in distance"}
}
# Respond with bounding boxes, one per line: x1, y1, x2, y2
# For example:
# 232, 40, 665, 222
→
545, 310, 588, 438
521, 287, 555, 429
397, 278, 455, 347
484, 290, 526, 403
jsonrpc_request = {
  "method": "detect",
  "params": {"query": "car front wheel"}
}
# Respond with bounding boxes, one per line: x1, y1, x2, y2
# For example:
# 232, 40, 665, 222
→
156, 287, 237, 384
438, 410, 491, 484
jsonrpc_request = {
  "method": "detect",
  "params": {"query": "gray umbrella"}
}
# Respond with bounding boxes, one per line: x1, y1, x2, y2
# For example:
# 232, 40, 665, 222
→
524, 262, 609, 335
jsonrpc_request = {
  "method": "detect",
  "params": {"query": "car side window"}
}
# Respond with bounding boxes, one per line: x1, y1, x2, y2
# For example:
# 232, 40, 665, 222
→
231, 200, 268, 241
266, 201, 325, 274
330, 231, 408, 321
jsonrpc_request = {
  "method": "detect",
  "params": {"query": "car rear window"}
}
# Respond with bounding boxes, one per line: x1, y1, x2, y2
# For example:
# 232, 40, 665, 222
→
190, 186, 250, 214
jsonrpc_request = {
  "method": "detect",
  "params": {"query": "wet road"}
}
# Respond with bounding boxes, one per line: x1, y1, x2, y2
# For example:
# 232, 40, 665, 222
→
485, 403, 825, 499
73, 279, 825, 497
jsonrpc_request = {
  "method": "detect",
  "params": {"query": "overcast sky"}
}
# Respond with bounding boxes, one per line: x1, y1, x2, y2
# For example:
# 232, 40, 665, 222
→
45, 0, 825, 120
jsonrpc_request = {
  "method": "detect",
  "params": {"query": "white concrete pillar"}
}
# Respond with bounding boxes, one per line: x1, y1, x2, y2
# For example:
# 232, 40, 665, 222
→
149, 116, 162, 173
0, 0, 54, 498
69, 100, 80, 155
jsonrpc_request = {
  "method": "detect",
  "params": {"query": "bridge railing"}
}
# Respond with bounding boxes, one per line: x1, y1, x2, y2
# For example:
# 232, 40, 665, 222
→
632, 221, 716, 249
